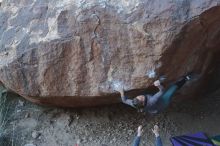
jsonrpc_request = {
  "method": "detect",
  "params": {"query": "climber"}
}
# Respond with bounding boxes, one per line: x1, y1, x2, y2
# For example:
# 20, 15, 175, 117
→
116, 73, 192, 114
133, 125, 163, 146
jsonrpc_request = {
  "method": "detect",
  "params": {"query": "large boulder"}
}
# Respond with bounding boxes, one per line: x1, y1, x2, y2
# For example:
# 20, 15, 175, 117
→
0, 0, 220, 107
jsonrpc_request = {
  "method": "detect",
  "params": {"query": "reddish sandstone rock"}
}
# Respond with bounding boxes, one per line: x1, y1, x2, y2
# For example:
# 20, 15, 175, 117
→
0, 0, 220, 107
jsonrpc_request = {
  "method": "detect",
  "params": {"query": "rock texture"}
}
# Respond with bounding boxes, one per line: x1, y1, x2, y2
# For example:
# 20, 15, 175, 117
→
0, 0, 220, 107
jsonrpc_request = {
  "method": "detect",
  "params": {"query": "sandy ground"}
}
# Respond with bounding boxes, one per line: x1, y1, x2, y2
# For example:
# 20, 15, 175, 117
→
2, 90, 220, 146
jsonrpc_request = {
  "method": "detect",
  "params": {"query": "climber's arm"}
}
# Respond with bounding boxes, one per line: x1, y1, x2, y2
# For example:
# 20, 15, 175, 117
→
121, 96, 135, 108
148, 81, 165, 105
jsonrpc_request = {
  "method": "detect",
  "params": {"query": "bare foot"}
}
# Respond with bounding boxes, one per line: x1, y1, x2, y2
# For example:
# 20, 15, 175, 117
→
152, 125, 160, 137
137, 125, 143, 137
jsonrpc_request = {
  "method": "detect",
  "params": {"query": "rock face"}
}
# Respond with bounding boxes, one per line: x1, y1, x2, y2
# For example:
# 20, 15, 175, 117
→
0, 0, 220, 107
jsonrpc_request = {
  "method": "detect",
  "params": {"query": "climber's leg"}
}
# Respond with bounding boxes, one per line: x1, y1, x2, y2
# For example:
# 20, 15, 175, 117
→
161, 74, 191, 107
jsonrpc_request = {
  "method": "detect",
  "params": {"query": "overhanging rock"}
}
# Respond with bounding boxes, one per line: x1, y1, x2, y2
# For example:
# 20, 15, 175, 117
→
0, 0, 220, 107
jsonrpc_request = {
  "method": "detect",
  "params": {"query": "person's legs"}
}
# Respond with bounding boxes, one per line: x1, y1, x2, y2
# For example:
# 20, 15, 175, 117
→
133, 136, 141, 146
174, 77, 187, 89
152, 125, 163, 146
132, 126, 143, 146
160, 84, 178, 107
161, 75, 190, 107
155, 137, 163, 146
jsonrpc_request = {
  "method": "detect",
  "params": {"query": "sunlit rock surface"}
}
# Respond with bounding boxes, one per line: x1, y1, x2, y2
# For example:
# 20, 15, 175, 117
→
0, 0, 220, 107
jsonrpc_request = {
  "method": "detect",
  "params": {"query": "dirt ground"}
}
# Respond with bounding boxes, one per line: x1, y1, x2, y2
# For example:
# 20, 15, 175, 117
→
2, 90, 220, 146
